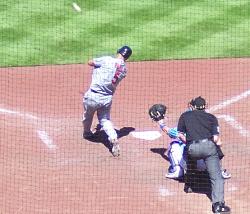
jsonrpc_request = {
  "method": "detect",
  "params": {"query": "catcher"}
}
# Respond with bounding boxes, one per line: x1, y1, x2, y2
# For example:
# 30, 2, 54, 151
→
149, 103, 186, 178
148, 102, 231, 179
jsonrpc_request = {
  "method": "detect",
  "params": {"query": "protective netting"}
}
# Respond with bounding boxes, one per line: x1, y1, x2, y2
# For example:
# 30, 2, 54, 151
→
1, 1, 250, 213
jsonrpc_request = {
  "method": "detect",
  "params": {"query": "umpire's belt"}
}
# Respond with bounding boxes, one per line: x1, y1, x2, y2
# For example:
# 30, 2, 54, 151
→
189, 138, 210, 144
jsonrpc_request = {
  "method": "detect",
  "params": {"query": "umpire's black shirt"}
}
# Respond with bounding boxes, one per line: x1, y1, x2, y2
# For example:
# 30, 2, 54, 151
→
177, 110, 219, 143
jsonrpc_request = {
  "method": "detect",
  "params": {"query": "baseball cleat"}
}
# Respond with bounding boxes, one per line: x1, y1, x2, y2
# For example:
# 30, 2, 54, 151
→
221, 169, 231, 179
95, 124, 103, 132
83, 131, 95, 140
212, 202, 231, 213
184, 184, 193, 193
165, 166, 184, 179
111, 143, 120, 157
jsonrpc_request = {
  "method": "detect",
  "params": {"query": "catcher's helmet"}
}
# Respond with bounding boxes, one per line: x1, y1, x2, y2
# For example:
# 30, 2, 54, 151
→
117, 46, 132, 60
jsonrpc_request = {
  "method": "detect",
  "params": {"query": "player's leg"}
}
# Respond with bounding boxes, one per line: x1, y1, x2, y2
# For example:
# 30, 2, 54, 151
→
97, 102, 119, 156
82, 97, 97, 139
196, 146, 231, 179
165, 141, 185, 179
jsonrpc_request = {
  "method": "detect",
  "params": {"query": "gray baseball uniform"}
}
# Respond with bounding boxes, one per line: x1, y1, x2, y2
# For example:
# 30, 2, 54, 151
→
83, 55, 127, 142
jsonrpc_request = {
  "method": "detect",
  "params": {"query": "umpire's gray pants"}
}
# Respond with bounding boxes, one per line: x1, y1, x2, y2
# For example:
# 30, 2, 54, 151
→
187, 139, 224, 204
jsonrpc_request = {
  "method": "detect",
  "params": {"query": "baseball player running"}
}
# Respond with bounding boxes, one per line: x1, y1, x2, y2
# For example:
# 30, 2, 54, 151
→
148, 101, 231, 179
82, 46, 132, 157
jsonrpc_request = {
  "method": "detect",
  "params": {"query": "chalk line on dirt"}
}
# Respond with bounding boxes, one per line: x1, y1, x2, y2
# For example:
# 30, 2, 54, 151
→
209, 89, 250, 113
208, 89, 250, 137
158, 186, 174, 197
0, 106, 56, 149
216, 114, 250, 137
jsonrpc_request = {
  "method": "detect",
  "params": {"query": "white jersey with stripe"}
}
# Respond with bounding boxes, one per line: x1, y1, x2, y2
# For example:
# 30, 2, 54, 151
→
90, 56, 127, 96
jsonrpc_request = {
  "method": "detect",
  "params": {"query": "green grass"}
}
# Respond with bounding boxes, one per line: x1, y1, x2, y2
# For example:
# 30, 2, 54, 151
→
0, 0, 250, 66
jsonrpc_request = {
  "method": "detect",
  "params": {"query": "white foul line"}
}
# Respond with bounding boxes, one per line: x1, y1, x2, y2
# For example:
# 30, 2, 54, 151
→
209, 89, 250, 113
0, 107, 56, 149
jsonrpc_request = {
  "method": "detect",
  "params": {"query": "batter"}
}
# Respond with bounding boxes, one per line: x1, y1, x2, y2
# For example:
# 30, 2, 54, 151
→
82, 46, 132, 157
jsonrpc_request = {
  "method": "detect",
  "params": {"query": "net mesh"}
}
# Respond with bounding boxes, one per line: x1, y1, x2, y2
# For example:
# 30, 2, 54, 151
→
0, 1, 250, 213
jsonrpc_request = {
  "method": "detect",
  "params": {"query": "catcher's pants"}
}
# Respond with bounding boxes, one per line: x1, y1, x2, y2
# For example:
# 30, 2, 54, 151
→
167, 140, 186, 170
187, 139, 224, 204
82, 90, 118, 141
167, 140, 207, 172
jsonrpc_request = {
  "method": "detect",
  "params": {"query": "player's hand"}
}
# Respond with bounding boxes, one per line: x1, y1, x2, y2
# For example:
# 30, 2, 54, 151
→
213, 135, 222, 146
216, 138, 223, 146
157, 119, 165, 125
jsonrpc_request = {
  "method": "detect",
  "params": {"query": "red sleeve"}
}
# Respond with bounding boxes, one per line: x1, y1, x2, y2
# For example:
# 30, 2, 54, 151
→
112, 63, 126, 84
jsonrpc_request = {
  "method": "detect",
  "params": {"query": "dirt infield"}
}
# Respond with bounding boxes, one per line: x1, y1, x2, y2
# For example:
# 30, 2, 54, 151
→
0, 58, 250, 214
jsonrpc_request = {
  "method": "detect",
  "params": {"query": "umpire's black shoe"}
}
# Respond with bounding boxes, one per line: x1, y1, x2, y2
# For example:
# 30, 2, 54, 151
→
184, 184, 193, 193
212, 202, 231, 213
83, 132, 95, 140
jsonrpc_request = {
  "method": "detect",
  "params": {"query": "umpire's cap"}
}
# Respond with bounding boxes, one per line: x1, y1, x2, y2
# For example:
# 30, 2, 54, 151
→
193, 96, 206, 110
117, 46, 132, 60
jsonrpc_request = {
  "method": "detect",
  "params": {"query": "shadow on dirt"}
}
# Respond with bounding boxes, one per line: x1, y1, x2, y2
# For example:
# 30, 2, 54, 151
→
83, 126, 135, 154
150, 147, 168, 161
150, 147, 212, 201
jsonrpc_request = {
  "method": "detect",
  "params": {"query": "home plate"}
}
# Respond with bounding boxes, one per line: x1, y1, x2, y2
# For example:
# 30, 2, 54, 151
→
130, 131, 161, 141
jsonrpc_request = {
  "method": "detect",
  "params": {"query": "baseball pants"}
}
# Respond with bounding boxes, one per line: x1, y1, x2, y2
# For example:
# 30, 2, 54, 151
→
187, 139, 225, 204
83, 91, 118, 141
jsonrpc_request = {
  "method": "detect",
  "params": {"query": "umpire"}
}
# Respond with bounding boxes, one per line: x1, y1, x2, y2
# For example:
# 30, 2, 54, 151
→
177, 96, 230, 214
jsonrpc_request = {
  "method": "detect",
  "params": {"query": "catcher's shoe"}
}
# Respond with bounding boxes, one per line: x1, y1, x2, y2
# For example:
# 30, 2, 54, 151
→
111, 140, 120, 157
165, 166, 184, 179
221, 169, 231, 179
212, 202, 231, 213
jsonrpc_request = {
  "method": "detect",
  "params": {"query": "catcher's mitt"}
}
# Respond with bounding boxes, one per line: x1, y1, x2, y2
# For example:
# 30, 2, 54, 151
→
148, 104, 167, 121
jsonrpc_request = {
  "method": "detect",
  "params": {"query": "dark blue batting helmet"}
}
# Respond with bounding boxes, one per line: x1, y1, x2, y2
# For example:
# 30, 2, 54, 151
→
117, 46, 132, 60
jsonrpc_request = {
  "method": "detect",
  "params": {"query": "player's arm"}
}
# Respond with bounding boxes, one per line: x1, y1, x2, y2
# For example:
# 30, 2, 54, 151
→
211, 115, 222, 146
112, 62, 127, 85
178, 132, 186, 143
88, 57, 103, 68
177, 113, 187, 143
157, 119, 170, 134
157, 120, 186, 142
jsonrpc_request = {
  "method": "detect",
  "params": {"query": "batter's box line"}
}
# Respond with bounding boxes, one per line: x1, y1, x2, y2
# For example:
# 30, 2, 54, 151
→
207, 88, 250, 138
216, 114, 250, 137
0, 106, 57, 150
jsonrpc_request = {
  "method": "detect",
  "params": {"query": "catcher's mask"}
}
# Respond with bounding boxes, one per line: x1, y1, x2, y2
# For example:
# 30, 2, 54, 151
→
117, 46, 132, 60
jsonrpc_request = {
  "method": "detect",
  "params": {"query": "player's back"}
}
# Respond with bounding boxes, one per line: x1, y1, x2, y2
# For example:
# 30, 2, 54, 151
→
90, 56, 127, 96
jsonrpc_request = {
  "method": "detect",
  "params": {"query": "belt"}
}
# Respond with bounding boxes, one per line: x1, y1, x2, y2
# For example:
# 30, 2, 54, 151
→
189, 138, 210, 144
